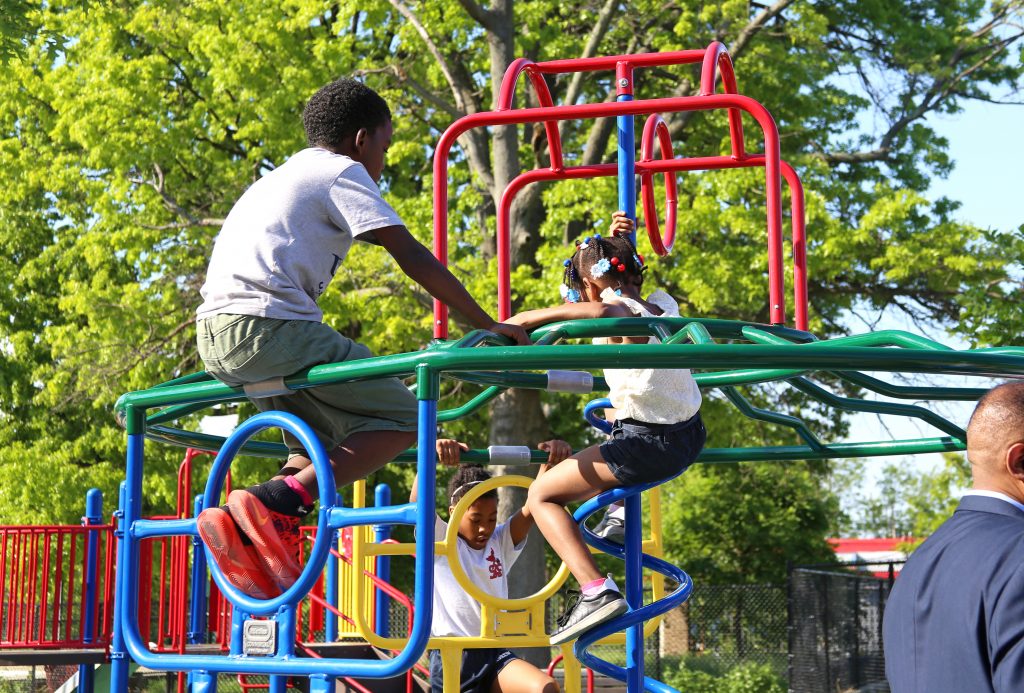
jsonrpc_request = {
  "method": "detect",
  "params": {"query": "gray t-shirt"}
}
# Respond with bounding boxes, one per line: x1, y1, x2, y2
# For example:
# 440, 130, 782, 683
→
197, 147, 404, 322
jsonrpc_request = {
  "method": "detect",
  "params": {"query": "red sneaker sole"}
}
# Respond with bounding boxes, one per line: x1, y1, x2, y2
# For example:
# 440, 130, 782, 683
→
197, 507, 281, 600
227, 491, 303, 590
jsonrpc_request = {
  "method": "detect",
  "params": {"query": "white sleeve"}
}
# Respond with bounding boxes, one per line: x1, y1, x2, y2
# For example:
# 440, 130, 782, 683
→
494, 521, 527, 569
434, 514, 448, 542
327, 164, 404, 239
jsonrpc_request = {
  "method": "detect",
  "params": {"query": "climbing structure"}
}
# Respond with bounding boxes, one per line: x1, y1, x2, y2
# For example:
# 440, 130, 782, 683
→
104, 41, 1024, 693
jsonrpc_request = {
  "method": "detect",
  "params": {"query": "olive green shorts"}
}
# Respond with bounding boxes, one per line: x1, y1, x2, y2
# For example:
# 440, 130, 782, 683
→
196, 314, 418, 456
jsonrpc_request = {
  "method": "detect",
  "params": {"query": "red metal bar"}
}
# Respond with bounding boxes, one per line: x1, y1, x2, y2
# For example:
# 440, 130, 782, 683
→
497, 58, 564, 170
51, 532, 64, 644
65, 531, 77, 643
781, 160, 808, 331
547, 653, 596, 693
39, 533, 51, 644
513, 49, 706, 74
639, 114, 678, 256
699, 42, 745, 158
440, 93, 784, 325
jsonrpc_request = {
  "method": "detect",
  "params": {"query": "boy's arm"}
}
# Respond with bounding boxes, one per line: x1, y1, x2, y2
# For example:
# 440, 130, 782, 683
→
409, 438, 467, 503
373, 225, 529, 345
508, 439, 573, 545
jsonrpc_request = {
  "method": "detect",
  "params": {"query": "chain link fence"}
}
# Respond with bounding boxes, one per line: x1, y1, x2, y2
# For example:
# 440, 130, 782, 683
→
658, 582, 788, 678
788, 563, 897, 693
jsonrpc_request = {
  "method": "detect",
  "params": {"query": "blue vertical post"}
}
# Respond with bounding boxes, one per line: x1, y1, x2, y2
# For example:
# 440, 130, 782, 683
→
373, 483, 392, 638
79, 489, 102, 693
623, 493, 644, 693
615, 61, 637, 244
617, 57, 642, 693
189, 495, 208, 645
110, 476, 130, 692
325, 528, 339, 643
268, 605, 297, 693
188, 495, 208, 693
409, 365, 439, 664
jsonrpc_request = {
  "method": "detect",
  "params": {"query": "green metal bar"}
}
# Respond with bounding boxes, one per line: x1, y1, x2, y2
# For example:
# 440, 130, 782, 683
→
117, 342, 1024, 414
720, 388, 825, 451
533, 329, 567, 346
528, 316, 816, 343
682, 322, 824, 451
650, 322, 674, 342
696, 436, 964, 462
786, 377, 966, 441
742, 328, 987, 401
146, 402, 216, 426
444, 370, 608, 392
437, 386, 505, 423
741, 326, 953, 351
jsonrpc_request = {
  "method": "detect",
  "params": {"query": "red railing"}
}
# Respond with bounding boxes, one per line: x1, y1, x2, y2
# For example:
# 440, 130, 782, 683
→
0, 522, 115, 649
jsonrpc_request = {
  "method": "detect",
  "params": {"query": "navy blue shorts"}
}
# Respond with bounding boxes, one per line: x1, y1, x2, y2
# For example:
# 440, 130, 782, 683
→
428, 648, 518, 693
599, 413, 706, 486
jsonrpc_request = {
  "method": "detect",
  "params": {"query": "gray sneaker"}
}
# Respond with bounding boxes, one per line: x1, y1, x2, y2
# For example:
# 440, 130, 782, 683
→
593, 511, 625, 544
550, 589, 628, 645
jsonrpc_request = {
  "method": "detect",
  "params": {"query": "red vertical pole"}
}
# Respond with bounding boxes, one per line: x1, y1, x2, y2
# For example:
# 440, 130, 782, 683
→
65, 530, 78, 643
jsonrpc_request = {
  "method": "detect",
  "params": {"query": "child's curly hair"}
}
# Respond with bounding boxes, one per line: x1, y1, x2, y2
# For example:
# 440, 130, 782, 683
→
562, 233, 646, 302
302, 78, 391, 151
447, 465, 498, 506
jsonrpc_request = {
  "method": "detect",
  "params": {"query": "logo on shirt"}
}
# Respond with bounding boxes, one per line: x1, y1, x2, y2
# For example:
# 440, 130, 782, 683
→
486, 549, 503, 579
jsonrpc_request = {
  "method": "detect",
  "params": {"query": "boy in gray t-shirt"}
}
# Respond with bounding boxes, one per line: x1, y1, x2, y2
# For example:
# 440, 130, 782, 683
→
195, 78, 528, 599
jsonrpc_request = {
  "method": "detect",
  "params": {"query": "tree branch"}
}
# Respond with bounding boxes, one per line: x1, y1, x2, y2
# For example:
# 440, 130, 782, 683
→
387, 0, 496, 193
730, 0, 798, 61
456, 0, 498, 33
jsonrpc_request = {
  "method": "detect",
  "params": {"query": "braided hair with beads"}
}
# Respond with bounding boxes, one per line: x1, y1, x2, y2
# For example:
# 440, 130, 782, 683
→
560, 232, 647, 302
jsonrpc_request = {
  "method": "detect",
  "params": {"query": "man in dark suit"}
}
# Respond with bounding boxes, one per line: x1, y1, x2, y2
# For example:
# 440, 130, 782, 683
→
884, 381, 1024, 692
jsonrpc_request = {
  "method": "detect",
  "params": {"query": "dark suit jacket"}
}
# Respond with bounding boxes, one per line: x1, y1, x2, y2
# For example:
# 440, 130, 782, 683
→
884, 495, 1024, 692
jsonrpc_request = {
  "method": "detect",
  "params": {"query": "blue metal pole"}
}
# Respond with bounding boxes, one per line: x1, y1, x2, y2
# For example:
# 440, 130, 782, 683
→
374, 483, 393, 638
615, 61, 637, 244
78, 489, 102, 693
325, 528, 339, 643
623, 493, 644, 693
109, 479, 130, 692
189, 494, 208, 645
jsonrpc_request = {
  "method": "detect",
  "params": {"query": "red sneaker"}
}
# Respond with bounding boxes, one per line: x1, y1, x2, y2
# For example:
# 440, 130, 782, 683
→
227, 490, 303, 590
196, 507, 281, 600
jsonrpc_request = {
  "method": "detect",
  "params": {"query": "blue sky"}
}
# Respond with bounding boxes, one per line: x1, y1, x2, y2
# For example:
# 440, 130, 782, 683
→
928, 99, 1023, 233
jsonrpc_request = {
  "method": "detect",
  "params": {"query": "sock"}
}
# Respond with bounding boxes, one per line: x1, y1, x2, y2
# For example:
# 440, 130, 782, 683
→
247, 479, 313, 517
582, 578, 607, 596
582, 576, 620, 597
607, 502, 626, 520
283, 475, 314, 506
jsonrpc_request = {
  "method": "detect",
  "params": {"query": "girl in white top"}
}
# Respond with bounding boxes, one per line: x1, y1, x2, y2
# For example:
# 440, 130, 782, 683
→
507, 212, 706, 646
411, 439, 570, 693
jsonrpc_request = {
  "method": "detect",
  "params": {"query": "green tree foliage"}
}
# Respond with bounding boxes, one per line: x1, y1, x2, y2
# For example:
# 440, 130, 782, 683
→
832, 453, 971, 538
0, 1, 1022, 591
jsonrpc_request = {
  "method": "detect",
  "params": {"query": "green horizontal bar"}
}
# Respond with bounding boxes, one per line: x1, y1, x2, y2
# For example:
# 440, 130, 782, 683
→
528, 316, 816, 343
143, 424, 965, 464
742, 327, 986, 401
118, 342, 1024, 414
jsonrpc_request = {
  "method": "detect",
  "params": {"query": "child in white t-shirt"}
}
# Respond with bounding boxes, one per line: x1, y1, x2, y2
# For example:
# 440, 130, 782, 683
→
194, 78, 528, 599
411, 439, 569, 693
